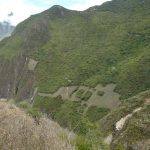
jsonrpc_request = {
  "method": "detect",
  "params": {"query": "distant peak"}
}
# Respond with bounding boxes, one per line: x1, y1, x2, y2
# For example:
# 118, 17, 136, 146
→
50, 5, 65, 9
43, 5, 71, 17
49, 5, 68, 12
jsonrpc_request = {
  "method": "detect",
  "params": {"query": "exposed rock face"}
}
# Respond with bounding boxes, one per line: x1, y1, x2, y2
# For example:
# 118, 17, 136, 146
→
28, 58, 38, 71
104, 134, 113, 145
115, 107, 142, 131
0, 55, 35, 100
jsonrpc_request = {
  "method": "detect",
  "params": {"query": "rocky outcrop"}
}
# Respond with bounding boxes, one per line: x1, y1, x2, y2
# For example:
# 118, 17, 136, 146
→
0, 55, 36, 100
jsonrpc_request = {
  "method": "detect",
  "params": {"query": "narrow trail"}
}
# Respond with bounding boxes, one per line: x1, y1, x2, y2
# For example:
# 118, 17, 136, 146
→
115, 107, 142, 131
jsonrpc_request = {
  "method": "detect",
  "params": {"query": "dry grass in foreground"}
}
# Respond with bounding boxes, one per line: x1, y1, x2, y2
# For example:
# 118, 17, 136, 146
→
0, 102, 74, 150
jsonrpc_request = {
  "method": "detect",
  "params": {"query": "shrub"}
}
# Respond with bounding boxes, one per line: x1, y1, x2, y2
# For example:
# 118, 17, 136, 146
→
76, 89, 85, 99
17, 100, 30, 109
27, 108, 42, 119
33, 96, 64, 118
86, 106, 110, 122
75, 135, 92, 150
78, 105, 85, 114
97, 91, 105, 96
54, 101, 94, 135
113, 144, 125, 150
81, 91, 93, 101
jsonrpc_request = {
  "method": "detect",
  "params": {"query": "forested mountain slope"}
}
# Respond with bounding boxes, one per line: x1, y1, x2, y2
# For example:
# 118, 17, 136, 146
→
0, 0, 149, 149
0, 0, 149, 100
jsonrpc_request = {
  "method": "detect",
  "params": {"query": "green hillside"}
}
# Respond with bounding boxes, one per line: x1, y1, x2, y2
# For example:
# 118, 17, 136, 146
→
0, 0, 149, 149
16, 84, 150, 149
0, 0, 149, 99
100, 90, 150, 150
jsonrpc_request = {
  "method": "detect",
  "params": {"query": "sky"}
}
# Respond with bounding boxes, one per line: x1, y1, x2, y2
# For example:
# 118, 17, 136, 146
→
0, 0, 110, 25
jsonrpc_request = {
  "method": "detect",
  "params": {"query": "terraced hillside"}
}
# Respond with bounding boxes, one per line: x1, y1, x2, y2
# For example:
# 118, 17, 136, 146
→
38, 84, 120, 110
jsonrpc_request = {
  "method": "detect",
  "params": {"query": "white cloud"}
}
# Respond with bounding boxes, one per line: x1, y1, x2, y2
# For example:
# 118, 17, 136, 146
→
0, 0, 110, 25
68, 0, 110, 11
0, 0, 44, 25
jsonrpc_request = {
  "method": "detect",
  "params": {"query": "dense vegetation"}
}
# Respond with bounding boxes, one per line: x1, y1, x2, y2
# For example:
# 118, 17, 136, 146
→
0, 0, 149, 99
86, 106, 110, 122
31, 95, 110, 149
76, 90, 92, 101
99, 90, 150, 149
33, 96, 96, 135
0, 0, 149, 149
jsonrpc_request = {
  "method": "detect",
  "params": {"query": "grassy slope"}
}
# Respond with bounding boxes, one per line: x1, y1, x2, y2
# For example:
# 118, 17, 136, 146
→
0, 0, 149, 99
29, 88, 149, 149
0, 102, 73, 150
0, 1, 149, 149
17, 96, 109, 149
99, 90, 150, 149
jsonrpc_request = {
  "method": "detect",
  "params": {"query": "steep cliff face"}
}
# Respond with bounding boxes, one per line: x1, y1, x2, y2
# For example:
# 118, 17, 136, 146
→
0, 55, 36, 100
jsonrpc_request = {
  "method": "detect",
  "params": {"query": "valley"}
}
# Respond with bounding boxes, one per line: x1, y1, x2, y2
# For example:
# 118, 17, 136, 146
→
0, 0, 149, 149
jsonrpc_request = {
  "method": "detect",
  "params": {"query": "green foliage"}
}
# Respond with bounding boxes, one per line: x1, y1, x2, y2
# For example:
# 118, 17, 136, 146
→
33, 96, 95, 135
74, 129, 110, 150
17, 100, 30, 109
116, 51, 150, 98
78, 105, 85, 114
99, 90, 150, 149
0, 1, 149, 149
33, 96, 64, 118
54, 101, 94, 135
81, 91, 92, 101
75, 136, 92, 150
33, 96, 108, 148
76, 89, 85, 99
0, 0, 149, 98
126, 122, 145, 141
97, 91, 105, 96
76, 90, 92, 101
27, 108, 42, 119
113, 144, 125, 150
86, 106, 110, 122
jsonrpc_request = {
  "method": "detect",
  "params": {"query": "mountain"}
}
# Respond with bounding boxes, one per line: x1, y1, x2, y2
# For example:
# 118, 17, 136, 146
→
0, 0, 149, 149
0, 90, 149, 149
0, 0, 149, 101
0, 21, 15, 41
